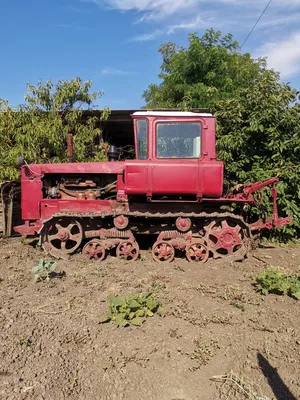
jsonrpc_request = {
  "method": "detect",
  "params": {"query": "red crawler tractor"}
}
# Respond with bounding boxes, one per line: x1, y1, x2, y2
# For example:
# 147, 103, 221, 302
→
14, 111, 292, 262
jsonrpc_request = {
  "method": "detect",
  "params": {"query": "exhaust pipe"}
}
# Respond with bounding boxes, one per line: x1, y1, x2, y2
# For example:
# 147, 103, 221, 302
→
67, 133, 74, 163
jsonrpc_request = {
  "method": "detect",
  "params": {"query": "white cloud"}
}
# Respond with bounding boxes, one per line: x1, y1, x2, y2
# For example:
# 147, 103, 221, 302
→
255, 30, 300, 78
257, 12, 300, 29
105, 0, 198, 19
102, 0, 300, 16
167, 16, 208, 34
130, 29, 163, 41
101, 67, 128, 75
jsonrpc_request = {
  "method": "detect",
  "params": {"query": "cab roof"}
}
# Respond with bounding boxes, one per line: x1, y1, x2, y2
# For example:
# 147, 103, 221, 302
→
132, 111, 213, 117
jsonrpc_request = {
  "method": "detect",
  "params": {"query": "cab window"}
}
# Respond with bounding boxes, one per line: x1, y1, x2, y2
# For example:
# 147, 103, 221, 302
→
136, 119, 148, 160
156, 122, 201, 158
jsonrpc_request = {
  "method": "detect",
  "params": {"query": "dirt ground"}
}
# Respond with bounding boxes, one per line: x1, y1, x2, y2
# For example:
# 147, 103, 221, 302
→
0, 238, 299, 400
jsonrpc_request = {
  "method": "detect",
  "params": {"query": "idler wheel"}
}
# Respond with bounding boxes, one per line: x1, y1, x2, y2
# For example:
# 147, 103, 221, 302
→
82, 239, 106, 261
116, 240, 139, 262
152, 241, 175, 263
42, 218, 83, 256
186, 241, 209, 263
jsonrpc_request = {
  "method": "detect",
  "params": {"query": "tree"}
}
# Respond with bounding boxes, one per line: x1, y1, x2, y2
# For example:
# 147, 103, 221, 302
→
143, 29, 300, 239
142, 29, 266, 109
215, 70, 300, 239
0, 78, 109, 180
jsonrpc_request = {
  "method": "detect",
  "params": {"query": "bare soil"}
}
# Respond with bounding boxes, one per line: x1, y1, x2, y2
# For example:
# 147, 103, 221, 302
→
0, 238, 299, 400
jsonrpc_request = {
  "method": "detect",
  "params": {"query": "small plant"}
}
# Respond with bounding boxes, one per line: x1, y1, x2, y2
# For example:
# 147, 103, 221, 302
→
151, 281, 166, 291
229, 301, 245, 311
100, 292, 164, 327
32, 259, 57, 282
254, 267, 300, 300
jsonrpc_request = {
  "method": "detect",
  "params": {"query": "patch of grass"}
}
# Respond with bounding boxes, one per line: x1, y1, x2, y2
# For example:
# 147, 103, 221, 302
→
100, 292, 164, 327
254, 267, 300, 300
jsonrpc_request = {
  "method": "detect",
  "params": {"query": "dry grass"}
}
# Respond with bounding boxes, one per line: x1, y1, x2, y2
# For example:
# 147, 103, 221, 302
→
211, 371, 272, 400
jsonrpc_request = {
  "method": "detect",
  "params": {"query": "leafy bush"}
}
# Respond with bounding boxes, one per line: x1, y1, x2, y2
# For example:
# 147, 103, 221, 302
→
32, 259, 57, 282
100, 292, 164, 327
254, 268, 300, 300
0, 78, 109, 180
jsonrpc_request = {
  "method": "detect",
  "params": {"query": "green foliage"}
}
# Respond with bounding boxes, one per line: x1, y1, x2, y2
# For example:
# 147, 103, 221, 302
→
100, 292, 164, 327
214, 71, 300, 240
143, 28, 299, 239
0, 78, 109, 180
254, 268, 300, 300
143, 29, 265, 109
32, 259, 57, 282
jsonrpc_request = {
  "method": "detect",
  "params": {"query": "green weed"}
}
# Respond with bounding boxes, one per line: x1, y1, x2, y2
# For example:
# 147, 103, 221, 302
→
32, 259, 57, 282
254, 267, 300, 300
100, 292, 164, 327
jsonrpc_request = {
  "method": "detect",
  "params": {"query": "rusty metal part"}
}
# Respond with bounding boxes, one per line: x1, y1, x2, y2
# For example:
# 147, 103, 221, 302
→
50, 210, 250, 224
204, 218, 250, 260
157, 230, 186, 240
85, 228, 135, 242
113, 215, 129, 230
186, 241, 209, 263
76, 193, 86, 200
152, 241, 175, 263
67, 133, 74, 163
116, 240, 139, 261
176, 217, 192, 232
86, 190, 96, 200
82, 239, 106, 261
41, 218, 83, 255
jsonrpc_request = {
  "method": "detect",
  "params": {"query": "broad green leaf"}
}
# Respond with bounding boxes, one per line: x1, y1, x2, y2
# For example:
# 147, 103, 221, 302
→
146, 298, 159, 311
109, 296, 124, 309
100, 312, 112, 323
127, 299, 141, 311
157, 306, 165, 317
292, 291, 300, 300
135, 309, 145, 317
129, 312, 136, 320
33, 274, 40, 282
130, 317, 146, 326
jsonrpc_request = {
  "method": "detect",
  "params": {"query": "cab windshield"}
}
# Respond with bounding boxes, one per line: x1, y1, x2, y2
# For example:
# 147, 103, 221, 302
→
156, 122, 201, 159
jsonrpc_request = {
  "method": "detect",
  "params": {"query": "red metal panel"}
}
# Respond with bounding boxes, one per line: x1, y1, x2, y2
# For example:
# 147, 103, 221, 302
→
21, 179, 42, 220
201, 161, 224, 197
23, 161, 125, 177
150, 161, 198, 195
124, 159, 223, 197
124, 161, 148, 194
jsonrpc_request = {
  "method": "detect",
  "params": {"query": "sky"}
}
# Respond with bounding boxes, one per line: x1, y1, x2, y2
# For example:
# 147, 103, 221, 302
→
0, 0, 300, 109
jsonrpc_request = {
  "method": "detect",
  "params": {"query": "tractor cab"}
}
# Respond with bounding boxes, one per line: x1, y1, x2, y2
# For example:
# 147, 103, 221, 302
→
132, 111, 213, 161
125, 111, 224, 200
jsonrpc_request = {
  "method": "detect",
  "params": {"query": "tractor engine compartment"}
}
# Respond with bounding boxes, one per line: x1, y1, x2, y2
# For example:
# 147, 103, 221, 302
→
43, 174, 118, 200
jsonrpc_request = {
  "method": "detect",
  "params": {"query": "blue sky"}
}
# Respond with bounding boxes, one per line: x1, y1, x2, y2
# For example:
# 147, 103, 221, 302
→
1, 0, 300, 109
